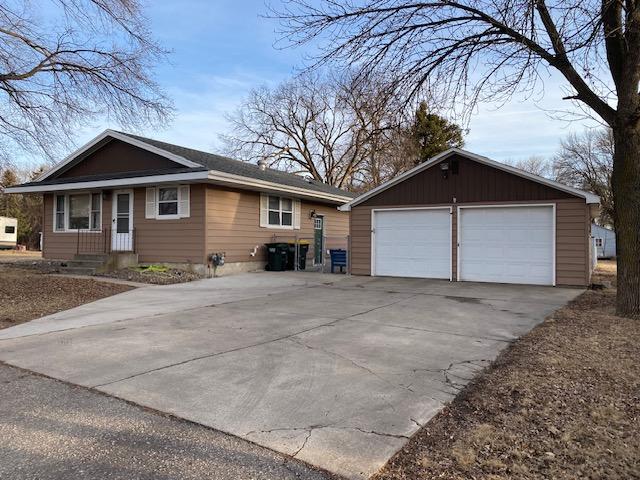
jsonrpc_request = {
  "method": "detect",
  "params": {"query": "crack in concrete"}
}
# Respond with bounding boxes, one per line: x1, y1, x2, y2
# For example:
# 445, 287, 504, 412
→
287, 336, 414, 405
246, 423, 410, 453
292, 430, 313, 458
348, 317, 512, 343
91, 294, 421, 389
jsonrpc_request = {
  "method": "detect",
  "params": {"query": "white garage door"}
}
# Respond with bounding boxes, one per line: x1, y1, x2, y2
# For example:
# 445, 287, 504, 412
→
458, 206, 554, 285
373, 208, 451, 279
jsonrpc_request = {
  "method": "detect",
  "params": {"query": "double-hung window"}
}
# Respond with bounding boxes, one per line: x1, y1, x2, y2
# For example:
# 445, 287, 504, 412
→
158, 186, 179, 216
260, 194, 300, 229
54, 193, 101, 231
144, 185, 190, 219
268, 196, 293, 227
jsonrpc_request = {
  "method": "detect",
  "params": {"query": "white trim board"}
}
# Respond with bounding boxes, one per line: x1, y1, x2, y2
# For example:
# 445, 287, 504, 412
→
339, 148, 600, 211
6, 171, 210, 193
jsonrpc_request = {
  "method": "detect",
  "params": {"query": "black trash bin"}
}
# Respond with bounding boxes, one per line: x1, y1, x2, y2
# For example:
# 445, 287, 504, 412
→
286, 241, 310, 270
265, 243, 288, 271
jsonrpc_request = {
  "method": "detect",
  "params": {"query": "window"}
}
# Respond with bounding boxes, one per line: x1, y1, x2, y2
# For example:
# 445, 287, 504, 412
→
4, 226, 15, 234
145, 185, 190, 219
55, 195, 65, 231
158, 187, 178, 216
595, 238, 603, 247
54, 193, 101, 231
267, 195, 293, 227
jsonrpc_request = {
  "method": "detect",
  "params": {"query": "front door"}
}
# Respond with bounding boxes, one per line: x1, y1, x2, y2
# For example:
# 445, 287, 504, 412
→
112, 189, 134, 251
314, 216, 324, 265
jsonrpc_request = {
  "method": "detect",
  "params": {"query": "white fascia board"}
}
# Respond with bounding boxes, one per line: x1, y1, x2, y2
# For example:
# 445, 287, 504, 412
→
341, 148, 600, 210
36, 129, 201, 181
5, 171, 209, 193
206, 170, 353, 204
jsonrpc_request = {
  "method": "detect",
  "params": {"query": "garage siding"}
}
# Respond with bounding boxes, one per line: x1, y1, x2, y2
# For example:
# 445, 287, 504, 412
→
359, 154, 576, 207
350, 198, 590, 286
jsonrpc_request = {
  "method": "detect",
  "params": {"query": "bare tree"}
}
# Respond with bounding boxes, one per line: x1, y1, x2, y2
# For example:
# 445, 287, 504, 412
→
554, 129, 614, 227
274, 0, 640, 318
505, 155, 553, 178
222, 71, 403, 189
0, 0, 170, 162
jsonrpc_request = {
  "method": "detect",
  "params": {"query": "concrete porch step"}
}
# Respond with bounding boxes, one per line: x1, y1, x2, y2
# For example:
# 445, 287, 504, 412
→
67, 260, 105, 268
73, 254, 110, 262
61, 266, 96, 276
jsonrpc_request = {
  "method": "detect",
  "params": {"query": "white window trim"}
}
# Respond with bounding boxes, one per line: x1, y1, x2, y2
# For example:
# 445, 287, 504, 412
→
595, 238, 603, 247
146, 184, 190, 220
53, 192, 102, 233
156, 185, 180, 220
266, 195, 294, 229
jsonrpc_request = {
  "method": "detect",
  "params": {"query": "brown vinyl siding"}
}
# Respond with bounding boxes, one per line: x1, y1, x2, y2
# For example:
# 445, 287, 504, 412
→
360, 154, 576, 207
350, 152, 594, 286
205, 186, 349, 263
42, 186, 206, 264
350, 199, 590, 285
55, 139, 182, 178
42, 192, 111, 260
133, 185, 206, 264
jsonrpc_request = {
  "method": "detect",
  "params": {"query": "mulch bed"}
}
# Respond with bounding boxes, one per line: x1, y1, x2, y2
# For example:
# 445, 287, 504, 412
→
374, 260, 639, 480
96, 266, 205, 285
0, 265, 133, 330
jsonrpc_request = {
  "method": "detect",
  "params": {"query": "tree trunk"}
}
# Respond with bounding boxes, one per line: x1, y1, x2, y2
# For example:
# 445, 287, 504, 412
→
612, 123, 640, 318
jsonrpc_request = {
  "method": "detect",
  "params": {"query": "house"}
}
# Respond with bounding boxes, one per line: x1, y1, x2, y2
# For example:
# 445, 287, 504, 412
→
340, 148, 600, 287
0, 216, 17, 249
591, 224, 616, 259
4, 130, 353, 274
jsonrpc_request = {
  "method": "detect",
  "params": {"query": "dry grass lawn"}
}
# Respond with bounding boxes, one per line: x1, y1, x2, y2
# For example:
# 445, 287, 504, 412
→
375, 260, 639, 480
0, 264, 133, 330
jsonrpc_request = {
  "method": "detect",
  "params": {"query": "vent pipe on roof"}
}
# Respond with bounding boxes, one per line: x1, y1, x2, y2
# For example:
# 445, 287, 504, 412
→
257, 159, 268, 171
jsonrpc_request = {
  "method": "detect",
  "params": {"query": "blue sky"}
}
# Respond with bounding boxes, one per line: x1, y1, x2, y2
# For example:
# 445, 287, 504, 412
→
73, 0, 597, 165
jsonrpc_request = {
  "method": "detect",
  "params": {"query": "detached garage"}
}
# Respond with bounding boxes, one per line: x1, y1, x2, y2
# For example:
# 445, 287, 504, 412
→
342, 149, 600, 287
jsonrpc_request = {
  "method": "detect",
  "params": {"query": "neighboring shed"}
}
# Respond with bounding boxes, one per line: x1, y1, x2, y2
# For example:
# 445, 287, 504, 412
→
591, 224, 616, 259
340, 149, 600, 287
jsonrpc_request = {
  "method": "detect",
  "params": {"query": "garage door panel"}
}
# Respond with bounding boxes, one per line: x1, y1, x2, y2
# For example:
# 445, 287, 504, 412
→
459, 206, 554, 285
374, 209, 451, 279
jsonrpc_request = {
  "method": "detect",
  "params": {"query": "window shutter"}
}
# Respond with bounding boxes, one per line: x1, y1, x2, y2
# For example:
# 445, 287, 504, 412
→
178, 185, 190, 218
293, 199, 301, 229
259, 194, 268, 227
145, 187, 156, 219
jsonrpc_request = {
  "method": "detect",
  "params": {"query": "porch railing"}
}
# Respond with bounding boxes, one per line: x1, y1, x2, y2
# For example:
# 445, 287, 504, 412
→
76, 227, 136, 255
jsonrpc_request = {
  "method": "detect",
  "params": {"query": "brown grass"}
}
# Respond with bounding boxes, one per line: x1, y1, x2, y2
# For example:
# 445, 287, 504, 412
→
374, 260, 640, 480
0, 265, 133, 329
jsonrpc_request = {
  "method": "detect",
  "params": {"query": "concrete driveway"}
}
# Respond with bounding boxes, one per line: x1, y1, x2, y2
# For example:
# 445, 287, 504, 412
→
0, 272, 582, 479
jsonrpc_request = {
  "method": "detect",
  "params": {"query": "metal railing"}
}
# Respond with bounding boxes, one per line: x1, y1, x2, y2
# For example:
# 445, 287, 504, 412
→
76, 227, 136, 255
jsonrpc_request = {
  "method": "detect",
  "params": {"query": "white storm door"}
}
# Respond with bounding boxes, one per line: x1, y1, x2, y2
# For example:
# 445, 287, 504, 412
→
111, 189, 134, 251
373, 208, 451, 279
458, 205, 554, 285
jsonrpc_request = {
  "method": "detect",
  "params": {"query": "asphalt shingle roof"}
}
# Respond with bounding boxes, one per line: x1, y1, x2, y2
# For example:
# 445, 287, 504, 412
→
119, 132, 356, 198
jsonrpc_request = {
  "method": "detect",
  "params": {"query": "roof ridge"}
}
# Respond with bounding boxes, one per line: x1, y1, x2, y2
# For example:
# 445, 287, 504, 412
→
117, 131, 343, 191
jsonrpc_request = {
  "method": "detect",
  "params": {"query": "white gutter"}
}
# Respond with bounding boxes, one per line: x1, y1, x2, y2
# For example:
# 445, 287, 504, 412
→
5, 169, 354, 205
4, 171, 210, 193
207, 169, 353, 204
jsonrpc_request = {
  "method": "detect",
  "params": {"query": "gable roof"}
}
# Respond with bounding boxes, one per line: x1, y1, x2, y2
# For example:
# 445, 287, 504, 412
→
339, 148, 600, 211
10, 130, 355, 202
116, 132, 355, 199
